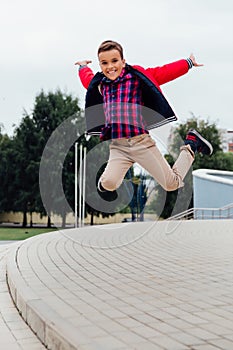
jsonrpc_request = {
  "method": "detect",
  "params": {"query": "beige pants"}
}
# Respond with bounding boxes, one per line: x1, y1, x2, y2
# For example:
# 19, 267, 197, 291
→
100, 134, 194, 192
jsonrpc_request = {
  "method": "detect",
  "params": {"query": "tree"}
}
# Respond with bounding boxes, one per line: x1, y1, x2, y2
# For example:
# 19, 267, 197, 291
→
4, 89, 118, 227
30, 89, 83, 227
0, 134, 18, 214
154, 116, 233, 219
12, 115, 40, 226
1, 90, 83, 227
33, 90, 117, 227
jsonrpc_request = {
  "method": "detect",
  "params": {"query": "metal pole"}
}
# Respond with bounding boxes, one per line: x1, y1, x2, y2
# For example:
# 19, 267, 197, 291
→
75, 142, 78, 228
82, 147, 87, 227
79, 144, 83, 227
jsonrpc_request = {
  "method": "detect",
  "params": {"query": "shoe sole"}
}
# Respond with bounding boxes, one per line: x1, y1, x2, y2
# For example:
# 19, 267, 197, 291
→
189, 129, 213, 155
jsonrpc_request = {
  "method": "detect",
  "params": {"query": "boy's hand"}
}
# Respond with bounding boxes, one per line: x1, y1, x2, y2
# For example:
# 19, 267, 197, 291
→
74, 60, 92, 66
189, 53, 204, 67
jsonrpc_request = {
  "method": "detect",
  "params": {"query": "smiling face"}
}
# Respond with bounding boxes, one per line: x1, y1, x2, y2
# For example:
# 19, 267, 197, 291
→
98, 49, 126, 81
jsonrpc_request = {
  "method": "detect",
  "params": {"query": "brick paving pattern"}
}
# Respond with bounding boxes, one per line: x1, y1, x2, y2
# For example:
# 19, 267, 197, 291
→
4, 220, 233, 349
0, 244, 45, 350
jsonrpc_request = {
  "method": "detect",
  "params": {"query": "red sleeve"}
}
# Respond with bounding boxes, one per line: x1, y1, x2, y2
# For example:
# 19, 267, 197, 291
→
78, 66, 95, 89
145, 59, 189, 86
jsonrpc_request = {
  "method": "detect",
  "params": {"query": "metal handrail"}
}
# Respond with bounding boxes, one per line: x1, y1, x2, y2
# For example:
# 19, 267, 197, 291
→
167, 203, 233, 220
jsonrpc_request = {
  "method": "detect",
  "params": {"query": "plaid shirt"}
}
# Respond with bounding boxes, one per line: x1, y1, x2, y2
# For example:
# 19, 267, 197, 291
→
100, 68, 148, 140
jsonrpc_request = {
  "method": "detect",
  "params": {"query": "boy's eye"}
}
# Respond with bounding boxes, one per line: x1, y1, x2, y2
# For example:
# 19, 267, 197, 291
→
100, 58, 119, 65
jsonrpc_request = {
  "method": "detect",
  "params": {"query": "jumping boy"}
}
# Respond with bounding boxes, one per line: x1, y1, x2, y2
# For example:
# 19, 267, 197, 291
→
75, 40, 213, 201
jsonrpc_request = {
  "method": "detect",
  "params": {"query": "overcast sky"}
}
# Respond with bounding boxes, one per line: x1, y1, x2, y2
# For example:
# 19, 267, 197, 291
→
1, 0, 232, 136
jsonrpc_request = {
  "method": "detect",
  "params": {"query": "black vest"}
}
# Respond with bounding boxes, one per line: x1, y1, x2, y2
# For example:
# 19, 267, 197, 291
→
84, 64, 177, 135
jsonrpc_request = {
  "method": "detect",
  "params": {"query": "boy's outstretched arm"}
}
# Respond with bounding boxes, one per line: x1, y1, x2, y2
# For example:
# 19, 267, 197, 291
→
146, 53, 203, 86
75, 60, 94, 89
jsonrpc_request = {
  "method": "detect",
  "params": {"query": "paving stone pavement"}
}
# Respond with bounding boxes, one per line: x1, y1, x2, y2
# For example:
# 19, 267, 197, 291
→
0, 243, 45, 350
4, 220, 233, 350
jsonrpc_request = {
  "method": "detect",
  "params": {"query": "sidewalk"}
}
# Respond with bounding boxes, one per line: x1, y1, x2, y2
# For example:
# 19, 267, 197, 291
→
0, 243, 45, 350
4, 220, 233, 349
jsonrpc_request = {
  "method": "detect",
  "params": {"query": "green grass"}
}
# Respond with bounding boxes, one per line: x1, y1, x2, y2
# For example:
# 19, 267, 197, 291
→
0, 227, 58, 240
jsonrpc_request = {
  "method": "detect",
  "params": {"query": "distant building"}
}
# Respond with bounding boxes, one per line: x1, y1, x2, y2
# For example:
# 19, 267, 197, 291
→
192, 169, 233, 219
220, 129, 233, 152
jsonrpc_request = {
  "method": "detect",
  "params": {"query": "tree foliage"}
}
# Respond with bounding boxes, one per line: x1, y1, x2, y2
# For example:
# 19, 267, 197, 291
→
0, 89, 117, 227
0, 134, 17, 213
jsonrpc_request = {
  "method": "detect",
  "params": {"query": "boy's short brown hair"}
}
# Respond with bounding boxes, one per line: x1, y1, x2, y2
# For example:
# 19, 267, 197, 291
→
98, 40, 124, 59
